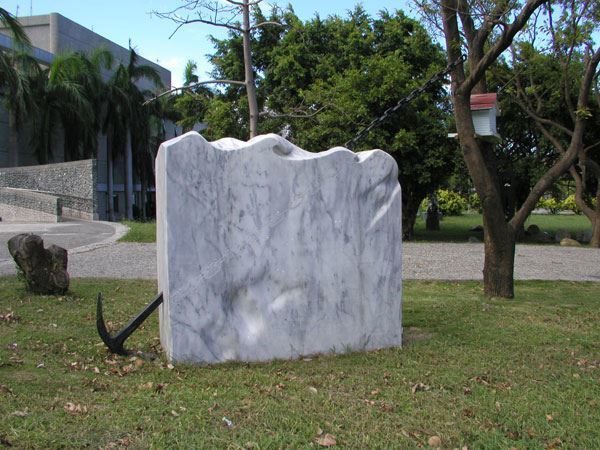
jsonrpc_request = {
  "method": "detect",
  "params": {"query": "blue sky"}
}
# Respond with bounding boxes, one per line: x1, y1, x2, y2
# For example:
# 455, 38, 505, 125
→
4, 1, 414, 87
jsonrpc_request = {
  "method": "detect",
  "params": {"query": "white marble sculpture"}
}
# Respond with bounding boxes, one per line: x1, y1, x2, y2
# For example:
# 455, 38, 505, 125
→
156, 132, 402, 363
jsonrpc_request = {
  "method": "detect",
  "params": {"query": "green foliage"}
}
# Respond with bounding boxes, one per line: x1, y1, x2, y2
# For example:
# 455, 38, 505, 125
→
436, 189, 468, 216
203, 5, 456, 239
536, 196, 561, 214
468, 192, 481, 212
561, 194, 582, 214
1, 277, 599, 448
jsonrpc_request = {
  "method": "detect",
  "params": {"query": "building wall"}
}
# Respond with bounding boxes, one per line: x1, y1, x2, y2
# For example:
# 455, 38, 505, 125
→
0, 13, 176, 221
0, 160, 98, 220
0, 187, 61, 223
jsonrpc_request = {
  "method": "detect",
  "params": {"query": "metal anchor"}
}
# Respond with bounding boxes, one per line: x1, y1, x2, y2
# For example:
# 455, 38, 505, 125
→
96, 291, 163, 355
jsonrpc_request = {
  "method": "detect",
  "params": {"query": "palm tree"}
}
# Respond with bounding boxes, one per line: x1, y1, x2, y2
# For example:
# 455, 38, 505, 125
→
29, 48, 113, 164
29, 52, 96, 163
0, 7, 36, 167
103, 46, 163, 220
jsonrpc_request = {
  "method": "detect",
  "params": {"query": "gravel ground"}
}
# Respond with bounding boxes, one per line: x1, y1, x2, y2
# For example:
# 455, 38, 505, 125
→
2, 241, 597, 281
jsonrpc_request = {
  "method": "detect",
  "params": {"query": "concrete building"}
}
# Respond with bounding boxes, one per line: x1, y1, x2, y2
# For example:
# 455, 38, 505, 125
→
0, 13, 178, 221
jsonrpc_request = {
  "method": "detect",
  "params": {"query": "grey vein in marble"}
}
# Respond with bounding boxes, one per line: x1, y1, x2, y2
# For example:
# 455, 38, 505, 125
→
156, 132, 403, 363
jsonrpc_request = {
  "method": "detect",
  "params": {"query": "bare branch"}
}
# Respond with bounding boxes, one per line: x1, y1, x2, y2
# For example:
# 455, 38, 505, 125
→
458, 0, 550, 95
143, 79, 246, 105
226, 0, 262, 6
259, 105, 328, 119
583, 140, 600, 154
250, 21, 284, 30
513, 95, 575, 137
570, 166, 596, 218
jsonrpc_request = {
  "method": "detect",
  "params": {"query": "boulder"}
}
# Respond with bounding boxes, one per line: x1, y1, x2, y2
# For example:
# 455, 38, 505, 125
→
560, 238, 581, 247
554, 228, 571, 243
8, 234, 69, 295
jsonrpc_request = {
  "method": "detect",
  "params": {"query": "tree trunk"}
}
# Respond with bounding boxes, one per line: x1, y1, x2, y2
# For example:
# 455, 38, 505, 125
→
425, 193, 440, 231
7, 110, 19, 167
125, 131, 134, 220
107, 129, 115, 222
588, 186, 600, 248
141, 176, 148, 221
402, 193, 422, 241
482, 216, 516, 298
454, 92, 516, 297
591, 218, 600, 248
242, 0, 259, 138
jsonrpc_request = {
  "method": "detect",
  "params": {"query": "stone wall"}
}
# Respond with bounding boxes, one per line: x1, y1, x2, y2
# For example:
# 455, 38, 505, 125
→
0, 159, 98, 220
0, 188, 62, 222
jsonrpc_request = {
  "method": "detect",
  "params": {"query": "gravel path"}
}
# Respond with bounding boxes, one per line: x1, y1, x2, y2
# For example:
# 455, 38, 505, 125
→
3, 241, 597, 281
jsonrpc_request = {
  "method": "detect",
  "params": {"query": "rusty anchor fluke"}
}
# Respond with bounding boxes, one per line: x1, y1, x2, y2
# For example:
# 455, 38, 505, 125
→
96, 291, 163, 355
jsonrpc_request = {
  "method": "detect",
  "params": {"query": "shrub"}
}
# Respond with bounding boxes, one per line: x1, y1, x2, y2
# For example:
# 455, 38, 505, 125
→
468, 192, 481, 212
560, 194, 581, 214
437, 189, 468, 216
536, 196, 560, 214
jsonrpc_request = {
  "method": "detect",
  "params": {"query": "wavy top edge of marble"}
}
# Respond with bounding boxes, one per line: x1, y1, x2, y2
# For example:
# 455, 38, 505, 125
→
160, 131, 394, 165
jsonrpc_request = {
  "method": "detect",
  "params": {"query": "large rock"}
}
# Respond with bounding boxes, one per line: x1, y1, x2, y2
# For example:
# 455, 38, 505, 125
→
156, 133, 403, 364
560, 238, 581, 247
554, 228, 571, 243
8, 234, 69, 294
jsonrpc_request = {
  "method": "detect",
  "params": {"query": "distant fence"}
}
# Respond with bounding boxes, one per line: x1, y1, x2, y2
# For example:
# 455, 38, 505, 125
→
0, 159, 98, 220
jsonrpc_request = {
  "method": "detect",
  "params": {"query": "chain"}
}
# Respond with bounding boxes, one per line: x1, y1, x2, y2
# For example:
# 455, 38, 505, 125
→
344, 54, 466, 150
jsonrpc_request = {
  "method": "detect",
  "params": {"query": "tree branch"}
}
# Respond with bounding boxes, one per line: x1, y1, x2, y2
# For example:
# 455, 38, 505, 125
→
259, 105, 327, 119
458, 0, 550, 95
513, 95, 574, 137
143, 79, 246, 105
250, 21, 283, 30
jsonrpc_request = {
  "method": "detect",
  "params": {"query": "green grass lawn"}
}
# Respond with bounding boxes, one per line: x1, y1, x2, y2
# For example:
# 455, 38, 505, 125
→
1, 278, 599, 448
413, 213, 591, 243
119, 214, 592, 245
119, 220, 156, 243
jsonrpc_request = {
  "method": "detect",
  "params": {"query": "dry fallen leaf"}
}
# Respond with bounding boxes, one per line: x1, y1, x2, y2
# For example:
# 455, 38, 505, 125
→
546, 438, 563, 449
0, 312, 20, 323
121, 364, 135, 374
546, 414, 554, 422
411, 382, 431, 394
11, 410, 28, 417
427, 435, 442, 447
315, 433, 337, 447
64, 402, 87, 415
308, 386, 318, 394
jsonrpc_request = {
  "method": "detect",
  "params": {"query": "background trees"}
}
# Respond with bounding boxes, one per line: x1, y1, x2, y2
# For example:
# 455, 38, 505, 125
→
177, 5, 456, 239
155, 0, 283, 138
421, 0, 600, 298
0, 7, 36, 167
506, 1, 600, 247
